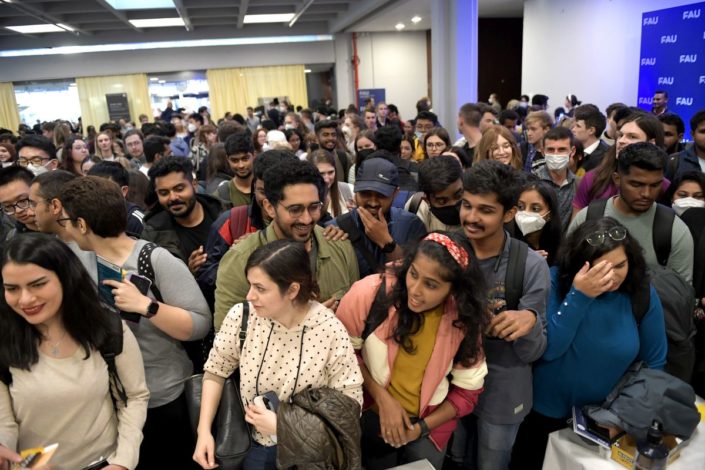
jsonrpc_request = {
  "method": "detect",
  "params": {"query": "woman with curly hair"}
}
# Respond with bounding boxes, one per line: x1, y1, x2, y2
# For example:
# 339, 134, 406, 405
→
337, 231, 489, 469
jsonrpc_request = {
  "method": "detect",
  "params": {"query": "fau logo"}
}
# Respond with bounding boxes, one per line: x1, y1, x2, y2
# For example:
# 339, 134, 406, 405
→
641, 57, 656, 66
638, 97, 653, 105
700, 76, 705, 84
643, 16, 659, 25
660, 35, 677, 44
675, 97, 693, 106
680, 54, 697, 63
658, 77, 674, 85
683, 9, 701, 19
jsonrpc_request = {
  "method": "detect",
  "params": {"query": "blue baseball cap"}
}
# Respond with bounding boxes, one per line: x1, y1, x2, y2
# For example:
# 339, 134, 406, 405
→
354, 158, 399, 197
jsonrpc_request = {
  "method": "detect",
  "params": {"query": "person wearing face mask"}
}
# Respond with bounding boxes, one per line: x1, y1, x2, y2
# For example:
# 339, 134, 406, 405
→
533, 127, 577, 230
406, 155, 463, 232
663, 170, 705, 216
15, 134, 59, 177
510, 179, 563, 266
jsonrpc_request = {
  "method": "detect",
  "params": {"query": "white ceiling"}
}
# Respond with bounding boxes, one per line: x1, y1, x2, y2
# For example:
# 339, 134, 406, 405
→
350, 0, 524, 32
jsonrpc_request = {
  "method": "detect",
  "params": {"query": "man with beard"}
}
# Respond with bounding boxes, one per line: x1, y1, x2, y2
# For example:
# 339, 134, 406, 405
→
143, 156, 224, 275
315, 119, 352, 183
329, 157, 427, 277
212, 132, 252, 209
213, 158, 359, 331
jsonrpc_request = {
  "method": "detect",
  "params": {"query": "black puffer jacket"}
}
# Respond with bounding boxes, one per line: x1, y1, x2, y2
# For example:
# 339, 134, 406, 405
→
277, 387, 361, 470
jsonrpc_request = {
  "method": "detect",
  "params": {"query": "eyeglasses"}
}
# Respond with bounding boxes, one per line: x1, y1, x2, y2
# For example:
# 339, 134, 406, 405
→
56, 216, 77, 227
426, 142, 446, 149
585, 226, 627, 246
2, 198, 31, 215
17, 156, 50, 167
281, 202, 323, 218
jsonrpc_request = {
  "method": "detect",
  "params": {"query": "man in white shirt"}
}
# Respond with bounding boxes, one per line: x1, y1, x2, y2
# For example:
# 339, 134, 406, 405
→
572, 104, 610, 172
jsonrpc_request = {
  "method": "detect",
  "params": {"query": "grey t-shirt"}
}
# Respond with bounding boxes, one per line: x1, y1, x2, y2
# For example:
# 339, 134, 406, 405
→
568, 197, 694, 284
88, 240, 211, 407
472, 235, 550, 424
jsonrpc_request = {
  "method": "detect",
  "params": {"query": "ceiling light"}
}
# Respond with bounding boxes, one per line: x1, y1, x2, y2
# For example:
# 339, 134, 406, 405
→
6, 24, 65, 34
244, 13, 295, 24
129, 17, 184, 28
105, 0, 175, 9
304, 69, 312, 73
395, 23, 405, 31
0, 34, 334, 57
411, 16, 422, 24
158, 80, 166, 83
150, 77, 159, 81
56, 23, 74, 32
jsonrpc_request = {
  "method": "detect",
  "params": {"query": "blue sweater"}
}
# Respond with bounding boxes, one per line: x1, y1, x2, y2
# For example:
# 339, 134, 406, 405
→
532, 267, 667, 419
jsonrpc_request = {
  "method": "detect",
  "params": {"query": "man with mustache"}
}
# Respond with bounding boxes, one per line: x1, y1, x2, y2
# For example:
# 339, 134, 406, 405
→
451, 159, 549, 470
212, 132, 253, 209
214, 158, 359, 331
329, 157, 427, 278
142, 156, 224, 276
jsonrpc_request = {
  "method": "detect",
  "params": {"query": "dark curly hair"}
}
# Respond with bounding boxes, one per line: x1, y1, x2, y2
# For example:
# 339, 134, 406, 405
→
556, 217, 648, 300
263, 158, 325, 207
384, 231, 489, 366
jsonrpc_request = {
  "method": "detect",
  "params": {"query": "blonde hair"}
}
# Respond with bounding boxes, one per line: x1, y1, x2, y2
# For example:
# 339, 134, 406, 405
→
474, 125, 523, 170
525, 111, 553, 128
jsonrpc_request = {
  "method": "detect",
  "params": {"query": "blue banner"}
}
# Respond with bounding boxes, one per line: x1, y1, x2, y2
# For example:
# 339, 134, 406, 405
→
357, 88, 386, 112
637, 2, 705, 141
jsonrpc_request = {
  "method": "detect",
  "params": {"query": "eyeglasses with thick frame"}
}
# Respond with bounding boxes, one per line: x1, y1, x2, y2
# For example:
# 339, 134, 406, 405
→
17, 156, 51, 167
585, 226, 627, 246
56, 216, 78, 228
280, 201, 323, 218
2, 198, 31, 215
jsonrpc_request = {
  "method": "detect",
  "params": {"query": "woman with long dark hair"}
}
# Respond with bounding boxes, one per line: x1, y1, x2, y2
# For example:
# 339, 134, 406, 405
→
510, 217, 667, 469
60, 135, 90, 175
194, 240, 363, 470
663, 170, 705, 216
0, 234, 149, 470
511, 180, 563, 265
337, 231, 489, 469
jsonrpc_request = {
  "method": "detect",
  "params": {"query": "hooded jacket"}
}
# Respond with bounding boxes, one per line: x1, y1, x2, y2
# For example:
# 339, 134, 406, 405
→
277, 387, 362, 470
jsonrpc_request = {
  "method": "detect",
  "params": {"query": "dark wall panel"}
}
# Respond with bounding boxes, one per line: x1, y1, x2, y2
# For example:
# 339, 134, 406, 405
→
478, 18, 523, 108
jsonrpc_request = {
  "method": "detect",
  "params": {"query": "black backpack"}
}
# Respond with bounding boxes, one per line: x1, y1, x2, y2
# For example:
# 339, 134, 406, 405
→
0, 308, 127, 408
586, 200, 697, 382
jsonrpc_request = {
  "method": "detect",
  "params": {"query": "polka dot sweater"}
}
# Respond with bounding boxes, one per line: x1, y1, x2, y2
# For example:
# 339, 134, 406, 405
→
204, 301, 364, 446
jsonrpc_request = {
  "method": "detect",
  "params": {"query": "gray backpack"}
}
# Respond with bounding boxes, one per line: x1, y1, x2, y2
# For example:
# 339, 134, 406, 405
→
584, 362, 700, 441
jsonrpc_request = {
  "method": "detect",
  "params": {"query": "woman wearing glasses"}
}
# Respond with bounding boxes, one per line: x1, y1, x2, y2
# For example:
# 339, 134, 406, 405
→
510, 217, 667, 470
423, 128, 451, 159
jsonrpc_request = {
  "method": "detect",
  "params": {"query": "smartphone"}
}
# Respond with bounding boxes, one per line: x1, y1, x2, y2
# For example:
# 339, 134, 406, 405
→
127, 272, 152, 295
253, 391, 280, 412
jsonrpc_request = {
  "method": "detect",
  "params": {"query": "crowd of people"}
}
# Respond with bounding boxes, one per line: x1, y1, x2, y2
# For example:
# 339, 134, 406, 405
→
0, 88, 703, 470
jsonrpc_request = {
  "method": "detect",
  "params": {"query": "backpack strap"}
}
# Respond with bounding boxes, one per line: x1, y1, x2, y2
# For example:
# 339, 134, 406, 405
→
239, 302, 250, 352
586, 199, 609, 221
137, 242, 163, 302
505, 239, 528, 311
652, 204, 674, 267
630, 285, 650, 326
361, 275, 390, 340
101, 310, 127, 408
407, 192, 424, 215
337, 212, 380, 274
228, 206, 250, 242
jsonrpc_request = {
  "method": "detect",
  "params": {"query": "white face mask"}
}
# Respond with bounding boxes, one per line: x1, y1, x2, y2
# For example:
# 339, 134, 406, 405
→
515, 210, 548, 236
28, 163, 49, 176
284, 123, 295, 130
544, 154, 570, 171
672, 197, 705, 216
1, 162, 13, 168
187, 123, 197, 133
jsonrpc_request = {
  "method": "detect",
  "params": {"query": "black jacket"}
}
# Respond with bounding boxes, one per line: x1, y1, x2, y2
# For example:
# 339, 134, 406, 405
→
582, 140, 611, 172
277, 387, 362, 470
141, 193, 224, 263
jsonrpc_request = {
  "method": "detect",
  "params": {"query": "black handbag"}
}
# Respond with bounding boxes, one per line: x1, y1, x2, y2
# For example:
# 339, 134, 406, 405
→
185, 303, 252, 470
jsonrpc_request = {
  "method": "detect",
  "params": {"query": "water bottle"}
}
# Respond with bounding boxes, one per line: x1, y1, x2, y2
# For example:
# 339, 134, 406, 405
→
633, 420, 669, 470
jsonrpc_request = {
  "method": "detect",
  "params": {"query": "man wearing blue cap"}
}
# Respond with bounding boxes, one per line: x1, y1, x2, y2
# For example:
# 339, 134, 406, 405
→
329, 157, 427, 277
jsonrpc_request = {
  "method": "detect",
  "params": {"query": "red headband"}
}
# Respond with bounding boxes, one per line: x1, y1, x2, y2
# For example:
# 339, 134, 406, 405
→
423, 233, 469, 269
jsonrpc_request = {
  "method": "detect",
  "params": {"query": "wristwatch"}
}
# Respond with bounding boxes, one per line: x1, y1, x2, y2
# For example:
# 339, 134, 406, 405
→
417, 418, 430, 438
381, 239, 397, 253
145, 301, 160, 318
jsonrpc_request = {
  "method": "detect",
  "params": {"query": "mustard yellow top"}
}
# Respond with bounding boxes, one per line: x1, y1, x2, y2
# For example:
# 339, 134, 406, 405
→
387, 305, 444, 417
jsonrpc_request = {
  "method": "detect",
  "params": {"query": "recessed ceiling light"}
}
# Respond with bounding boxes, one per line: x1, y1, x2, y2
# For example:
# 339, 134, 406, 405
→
411, 16, 422, 24
304, 69, 312, 73
129, 17, 184, 28
150, 77, 159, 81
105, 0, 175, 9
244, 13, 295, 24
6, 24, 65, 34
395, 23, 405, 31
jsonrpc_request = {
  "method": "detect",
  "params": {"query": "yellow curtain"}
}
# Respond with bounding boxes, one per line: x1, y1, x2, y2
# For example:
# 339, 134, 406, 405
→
76, 73, 151, 131
207, 65, 308, 121
0, 82, 20, 133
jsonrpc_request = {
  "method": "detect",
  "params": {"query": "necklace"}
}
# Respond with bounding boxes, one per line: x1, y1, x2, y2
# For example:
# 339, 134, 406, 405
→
47, 331, 67, 357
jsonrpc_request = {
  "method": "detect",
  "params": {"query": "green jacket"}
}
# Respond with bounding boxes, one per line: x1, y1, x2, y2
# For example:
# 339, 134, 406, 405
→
214, 224, 360, 331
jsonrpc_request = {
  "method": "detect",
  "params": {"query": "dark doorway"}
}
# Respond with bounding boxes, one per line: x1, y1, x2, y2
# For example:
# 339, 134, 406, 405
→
478, 18, 523, 108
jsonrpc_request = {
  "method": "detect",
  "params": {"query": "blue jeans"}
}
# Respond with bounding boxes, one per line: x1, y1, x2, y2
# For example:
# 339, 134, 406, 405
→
243, 442, 277, 470
449, 415, 520, 470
